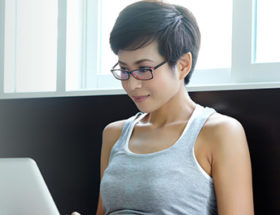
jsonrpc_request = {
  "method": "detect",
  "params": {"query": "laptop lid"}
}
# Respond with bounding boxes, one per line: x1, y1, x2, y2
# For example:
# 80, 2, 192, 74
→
0, 158, 60, 215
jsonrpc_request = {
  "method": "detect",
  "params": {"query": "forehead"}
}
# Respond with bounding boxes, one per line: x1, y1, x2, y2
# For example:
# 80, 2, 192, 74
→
117, 40, 163, 64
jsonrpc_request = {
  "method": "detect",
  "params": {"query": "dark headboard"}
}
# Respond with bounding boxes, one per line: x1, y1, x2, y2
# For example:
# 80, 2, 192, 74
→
0, 88, 279, 214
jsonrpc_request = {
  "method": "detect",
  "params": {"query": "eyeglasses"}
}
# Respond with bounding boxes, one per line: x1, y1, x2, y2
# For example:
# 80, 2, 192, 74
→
110, 61, 167, 80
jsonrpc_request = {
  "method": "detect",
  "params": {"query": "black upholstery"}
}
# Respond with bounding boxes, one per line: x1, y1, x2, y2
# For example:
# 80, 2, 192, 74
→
0, 88, 279, 214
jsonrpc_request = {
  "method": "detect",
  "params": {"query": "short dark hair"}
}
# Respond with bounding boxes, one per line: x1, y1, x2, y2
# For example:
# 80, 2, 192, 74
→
110, 1, 201, 85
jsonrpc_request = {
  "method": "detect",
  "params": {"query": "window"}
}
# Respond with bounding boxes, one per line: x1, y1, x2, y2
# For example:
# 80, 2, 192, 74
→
65, 0, 84, 91
231, 0, 280, 83
254, 0, 280, 63
98, 0, 232, 87
4, 0, 57, 93
99, 0, 139, 77
171, 0, 232, 70
0, 0, 280, 99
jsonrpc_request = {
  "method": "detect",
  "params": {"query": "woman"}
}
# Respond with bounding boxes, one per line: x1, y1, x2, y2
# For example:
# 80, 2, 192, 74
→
74, 1, 254, 214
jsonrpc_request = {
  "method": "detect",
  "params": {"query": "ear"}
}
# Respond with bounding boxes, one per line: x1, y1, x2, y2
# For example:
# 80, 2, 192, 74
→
176, 52, 192, 80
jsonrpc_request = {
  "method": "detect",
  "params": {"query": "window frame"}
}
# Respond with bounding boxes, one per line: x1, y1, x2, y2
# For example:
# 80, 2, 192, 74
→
56, 0, 67, 93
0, 0, 4, 97
232, 0, 280, 83
0, 0, 280, 100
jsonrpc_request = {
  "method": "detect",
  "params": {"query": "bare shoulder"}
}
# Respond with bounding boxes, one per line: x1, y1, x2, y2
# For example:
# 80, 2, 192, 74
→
202, 112, 249, 163
203, 112, 246, 142
200, 112, 248, 159
102, 119, 126, 148
205, 111, 243, 129
103, 113, 142, 143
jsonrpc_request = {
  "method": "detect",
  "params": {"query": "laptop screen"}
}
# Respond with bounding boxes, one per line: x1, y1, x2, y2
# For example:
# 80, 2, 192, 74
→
0, 158, 60, 215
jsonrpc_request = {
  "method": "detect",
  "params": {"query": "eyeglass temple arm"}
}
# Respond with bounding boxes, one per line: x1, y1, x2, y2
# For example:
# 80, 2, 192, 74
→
111, 62, 119, 70
154, 61, 167, 69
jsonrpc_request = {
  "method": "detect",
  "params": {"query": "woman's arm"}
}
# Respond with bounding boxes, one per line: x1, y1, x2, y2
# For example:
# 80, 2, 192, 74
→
70, 120, 125, 215
211, 116, 254, 215
96, 192, 105, 215
96, 120, 126, 215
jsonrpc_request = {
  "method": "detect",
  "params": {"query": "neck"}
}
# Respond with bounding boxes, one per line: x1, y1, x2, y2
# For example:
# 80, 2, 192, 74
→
145, 87, 196, 128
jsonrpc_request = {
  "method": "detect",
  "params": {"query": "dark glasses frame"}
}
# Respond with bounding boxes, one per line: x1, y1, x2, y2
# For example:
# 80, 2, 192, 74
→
110, 61, 167, 80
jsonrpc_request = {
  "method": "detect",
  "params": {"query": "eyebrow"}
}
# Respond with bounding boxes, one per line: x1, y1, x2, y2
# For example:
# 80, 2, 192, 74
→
118, 59, 154, 65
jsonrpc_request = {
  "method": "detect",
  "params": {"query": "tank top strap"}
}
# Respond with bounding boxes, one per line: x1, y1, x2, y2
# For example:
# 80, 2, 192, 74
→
108, 112, 144, 163
121, 112, 147, 144
185, 104, 216, 149
117, 112, 144, 147
122, 112, 143, 135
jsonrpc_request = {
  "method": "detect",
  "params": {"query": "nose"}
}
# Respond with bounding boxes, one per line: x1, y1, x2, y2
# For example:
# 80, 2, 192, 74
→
126, 74, 143, 90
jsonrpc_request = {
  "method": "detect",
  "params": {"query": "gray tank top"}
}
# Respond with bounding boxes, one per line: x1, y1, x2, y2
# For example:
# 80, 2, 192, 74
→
100, 104, 217, 215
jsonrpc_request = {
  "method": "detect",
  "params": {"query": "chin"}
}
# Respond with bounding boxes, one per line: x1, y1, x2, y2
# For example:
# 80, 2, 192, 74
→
134, 105, 150, 113
134, 102, 158, 114
130, 95, 162, 113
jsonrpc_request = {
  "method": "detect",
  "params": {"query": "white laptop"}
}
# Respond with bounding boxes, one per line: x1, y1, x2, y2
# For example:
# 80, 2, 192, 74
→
0, 158, 60, 215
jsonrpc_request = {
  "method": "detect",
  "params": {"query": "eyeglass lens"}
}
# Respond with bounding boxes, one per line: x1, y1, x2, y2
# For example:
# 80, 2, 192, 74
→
113, 68, 152, 80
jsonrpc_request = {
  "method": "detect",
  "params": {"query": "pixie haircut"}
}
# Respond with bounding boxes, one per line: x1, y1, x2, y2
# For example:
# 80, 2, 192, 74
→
110, 1, 201, 85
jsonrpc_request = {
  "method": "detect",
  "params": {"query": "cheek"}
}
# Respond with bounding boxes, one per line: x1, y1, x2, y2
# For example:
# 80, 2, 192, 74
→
148, 76, 179, 101
153, 66, 177, 82
121, 81, 128, 92
152, 70, 178, 90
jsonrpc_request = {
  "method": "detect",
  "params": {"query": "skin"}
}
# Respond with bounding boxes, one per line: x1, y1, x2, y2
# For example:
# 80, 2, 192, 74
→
87, 40, 254, 215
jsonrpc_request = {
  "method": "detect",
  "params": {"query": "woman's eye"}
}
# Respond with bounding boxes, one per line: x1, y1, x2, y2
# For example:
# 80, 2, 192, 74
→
120, 67, 128, 71
139, 67, 151, 73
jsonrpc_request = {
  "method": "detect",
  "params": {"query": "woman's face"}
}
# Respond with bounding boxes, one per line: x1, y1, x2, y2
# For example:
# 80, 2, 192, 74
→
118, 41, 183, 113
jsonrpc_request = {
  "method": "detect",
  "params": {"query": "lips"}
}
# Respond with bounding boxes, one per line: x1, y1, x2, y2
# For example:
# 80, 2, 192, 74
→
132, 95, 149, 103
